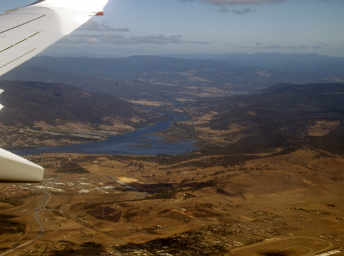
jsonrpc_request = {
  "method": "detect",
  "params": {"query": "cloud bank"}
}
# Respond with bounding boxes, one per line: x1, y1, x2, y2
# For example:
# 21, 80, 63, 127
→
204, 0, 284, 4
181, 0, 284, 14
183, 0, 285, 6
59, 21, 209, 47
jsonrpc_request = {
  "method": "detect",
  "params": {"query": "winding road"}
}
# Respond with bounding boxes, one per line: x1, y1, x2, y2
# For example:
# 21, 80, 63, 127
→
0, 189, 51, 256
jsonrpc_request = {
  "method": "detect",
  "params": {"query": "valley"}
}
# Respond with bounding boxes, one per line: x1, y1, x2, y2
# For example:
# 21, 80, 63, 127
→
0, 55, 344, 255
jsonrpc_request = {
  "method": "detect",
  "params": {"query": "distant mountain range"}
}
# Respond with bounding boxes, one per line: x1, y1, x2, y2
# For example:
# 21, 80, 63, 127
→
2, 54, 343, 99
171, 53, 344, 73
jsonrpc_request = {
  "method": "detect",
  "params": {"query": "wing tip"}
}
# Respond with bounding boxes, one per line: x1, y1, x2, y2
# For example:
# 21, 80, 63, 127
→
34, 0, 109, 14
0, 149, 45, 182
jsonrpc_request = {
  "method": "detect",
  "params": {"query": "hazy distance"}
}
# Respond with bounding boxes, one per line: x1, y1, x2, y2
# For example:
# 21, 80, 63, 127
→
1, 0, 344, 57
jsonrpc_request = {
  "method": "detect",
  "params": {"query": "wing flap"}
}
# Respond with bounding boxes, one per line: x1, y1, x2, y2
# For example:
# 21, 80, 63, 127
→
0, 0, 109, 77
0, 149, 44, 182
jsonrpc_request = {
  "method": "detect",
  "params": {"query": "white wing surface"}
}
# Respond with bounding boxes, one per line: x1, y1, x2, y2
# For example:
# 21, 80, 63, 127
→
0, 0, 109, 182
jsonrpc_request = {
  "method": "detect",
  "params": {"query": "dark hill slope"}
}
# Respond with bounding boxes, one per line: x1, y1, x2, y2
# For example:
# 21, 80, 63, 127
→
0, 80, 138, 126
194, 83, 344, 154
210, 83, 344, 128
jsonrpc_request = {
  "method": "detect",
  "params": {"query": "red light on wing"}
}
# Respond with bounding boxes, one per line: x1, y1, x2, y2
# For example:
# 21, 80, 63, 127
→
96, 11, 104, 16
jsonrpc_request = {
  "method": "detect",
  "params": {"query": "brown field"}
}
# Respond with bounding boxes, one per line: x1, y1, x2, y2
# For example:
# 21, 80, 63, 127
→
229, 237, 332, 256
308, 121, 340, 137
0, 148, 343, 255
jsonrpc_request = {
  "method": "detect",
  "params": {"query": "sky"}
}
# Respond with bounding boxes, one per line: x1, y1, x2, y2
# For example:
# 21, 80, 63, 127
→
1, 0, 344, 57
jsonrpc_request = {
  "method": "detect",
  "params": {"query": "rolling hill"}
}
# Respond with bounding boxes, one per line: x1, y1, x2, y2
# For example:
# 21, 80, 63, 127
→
0, 80, 149, 148
0, 80, 137, 126
185, 83, 344, 154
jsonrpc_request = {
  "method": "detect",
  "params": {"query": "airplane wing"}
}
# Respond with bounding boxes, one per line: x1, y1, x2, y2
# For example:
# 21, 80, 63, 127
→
0, 0, 109, 182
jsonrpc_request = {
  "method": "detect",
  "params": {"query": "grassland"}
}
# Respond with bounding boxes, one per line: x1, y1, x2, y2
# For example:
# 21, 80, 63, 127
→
0, 148, 343, 255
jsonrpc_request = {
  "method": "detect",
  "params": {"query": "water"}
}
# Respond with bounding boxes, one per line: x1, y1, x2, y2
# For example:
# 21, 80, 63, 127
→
13, 112, 196, 156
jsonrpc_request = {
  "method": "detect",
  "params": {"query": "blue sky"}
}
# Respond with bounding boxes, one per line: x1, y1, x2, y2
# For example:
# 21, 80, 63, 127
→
1, 0, 343, 57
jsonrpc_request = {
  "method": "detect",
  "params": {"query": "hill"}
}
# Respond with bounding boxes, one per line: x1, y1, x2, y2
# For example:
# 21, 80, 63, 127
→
0, 80, 138, 125
0, 81, 146, 148
182, 83, 344, 154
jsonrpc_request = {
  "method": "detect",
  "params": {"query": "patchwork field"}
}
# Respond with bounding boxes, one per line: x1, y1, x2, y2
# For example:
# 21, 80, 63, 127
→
0, 148, 343, 255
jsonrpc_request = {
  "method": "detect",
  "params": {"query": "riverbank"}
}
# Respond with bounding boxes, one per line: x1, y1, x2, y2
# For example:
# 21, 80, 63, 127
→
11, 111, 196, 156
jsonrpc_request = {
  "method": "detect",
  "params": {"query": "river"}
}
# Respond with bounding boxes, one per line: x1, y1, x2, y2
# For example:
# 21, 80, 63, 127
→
13, 112, 196, 156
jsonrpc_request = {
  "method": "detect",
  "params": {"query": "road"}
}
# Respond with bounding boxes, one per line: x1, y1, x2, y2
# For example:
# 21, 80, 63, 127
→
0, 189, 51, 256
